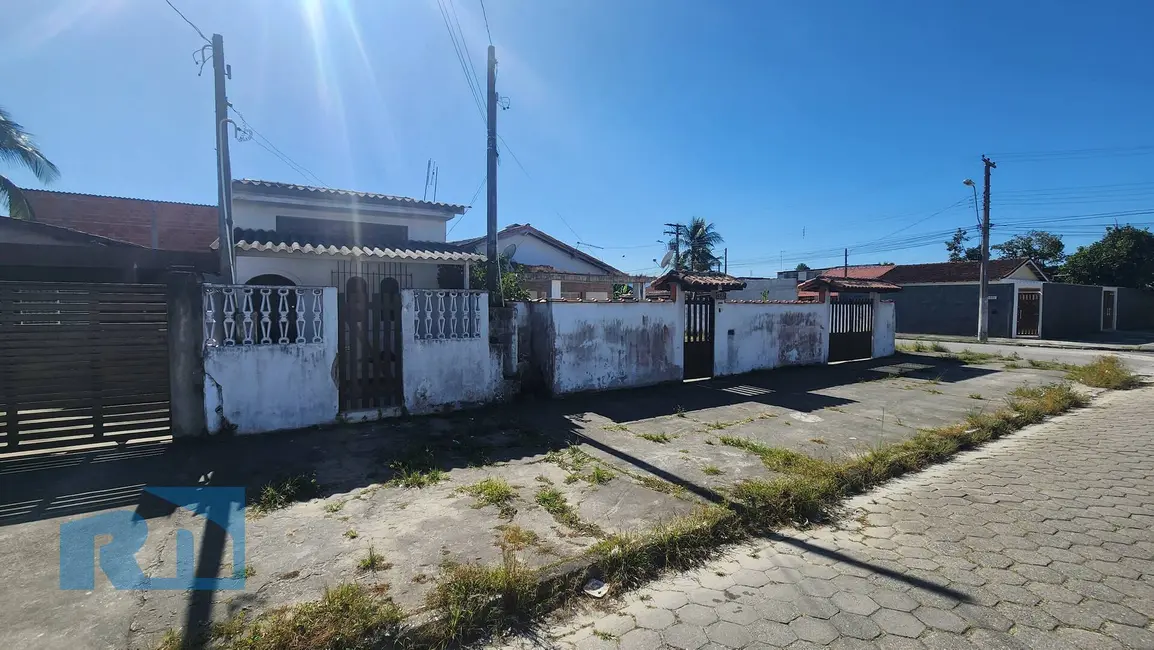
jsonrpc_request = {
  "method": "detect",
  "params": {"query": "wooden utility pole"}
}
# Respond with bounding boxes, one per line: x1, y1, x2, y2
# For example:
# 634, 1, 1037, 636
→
486, 45, 499, 298
212, 34, 234, 283
978, 155, 996, 342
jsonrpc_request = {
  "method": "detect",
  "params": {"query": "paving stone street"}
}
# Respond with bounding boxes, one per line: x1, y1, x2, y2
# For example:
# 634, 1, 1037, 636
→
500, 387, 1154, 649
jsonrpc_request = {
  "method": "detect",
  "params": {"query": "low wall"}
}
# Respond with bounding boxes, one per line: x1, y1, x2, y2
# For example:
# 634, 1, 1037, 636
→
531, 300, 683, 395
1117, 287, 1154, 331
401, 290, 504, 414
202, 285, 338, 434
1041, 282, 1102, 339
712, 302, 828, 376
890, 283, 1013, 338
873, 300, 896, 357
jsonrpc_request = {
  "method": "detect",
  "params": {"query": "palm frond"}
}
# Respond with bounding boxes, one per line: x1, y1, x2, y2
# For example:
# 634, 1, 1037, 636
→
0, 173, 35, 220
0, 106, 60, 184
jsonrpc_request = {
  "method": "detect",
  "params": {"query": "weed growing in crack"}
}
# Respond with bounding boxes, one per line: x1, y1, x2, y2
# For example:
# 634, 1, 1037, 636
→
1067, 355, 1141, 389
636, 432, 672, 443
702, 465, 723, 476
252, 473, 319, 514
534, 487, 604, 538
603, 424, 630, 432
460, 477, 518, 519
359, 546, 392, 572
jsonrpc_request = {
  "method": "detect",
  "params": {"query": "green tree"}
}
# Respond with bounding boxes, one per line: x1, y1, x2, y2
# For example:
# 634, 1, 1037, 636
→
669, 217, 723, 272
470, 256, 531, 300
945, 228, 982, 262
795, 262, 811, 271
1060, 225, 1154, 288
1, 107, 59, 220
992, 230, 1065, 269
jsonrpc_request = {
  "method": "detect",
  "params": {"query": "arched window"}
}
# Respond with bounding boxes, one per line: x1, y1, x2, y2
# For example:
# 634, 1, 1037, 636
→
246, 274, 298, 342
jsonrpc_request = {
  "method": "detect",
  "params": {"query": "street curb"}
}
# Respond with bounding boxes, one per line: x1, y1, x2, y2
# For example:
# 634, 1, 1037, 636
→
896, 335, 1154, 354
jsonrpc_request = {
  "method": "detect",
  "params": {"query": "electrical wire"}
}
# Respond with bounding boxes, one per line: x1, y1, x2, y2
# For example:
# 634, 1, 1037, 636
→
162, 0, 210, 43
479, 0, 494, 46
987, 145, 1154, 162
436, 0, 487, 124
447, 175, 487, 236
228, 104, 326, 186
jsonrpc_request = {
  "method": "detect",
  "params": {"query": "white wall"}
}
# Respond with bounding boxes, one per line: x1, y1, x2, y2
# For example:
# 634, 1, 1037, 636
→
536, 300, 683, 395
400, 290, 504, 414
713, 302, 828, 376
203, 288, 339, 434
873, 300, 896, 358
235, 253, 442, 290
725, 278, 800, 302
463, 232, 611, 274
232, 196, 449, 242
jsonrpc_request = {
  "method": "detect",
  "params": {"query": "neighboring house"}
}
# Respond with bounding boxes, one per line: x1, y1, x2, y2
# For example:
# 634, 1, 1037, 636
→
789, 264, 895, 301
226, 179, 484, 290
452, 223, 644, 300
20, 189, 218, 252
725, 277, 799, 301
0, 216, 216, 282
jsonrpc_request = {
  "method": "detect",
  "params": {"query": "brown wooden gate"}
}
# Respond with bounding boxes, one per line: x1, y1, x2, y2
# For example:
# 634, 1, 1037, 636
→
337, 277, 403, 411
1017, 290, 1040, 337
684, 294, 715, 380
0, 282, 171, 455
828, 298, 874, 362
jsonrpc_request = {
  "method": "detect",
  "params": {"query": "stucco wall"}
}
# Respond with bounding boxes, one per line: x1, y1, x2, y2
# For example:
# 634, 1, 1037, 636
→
1041, 282, 1102, 340
462, 232, 610, 274
873, 300, 896, 357
890, 283, 1013, 338
203, 288, 338, 434
232, 197, 448, 242
535, 301, 683, 395
712, 302, 827, 376
1117, 287, 1154, 331
235, 253, 441, 290
725, 278, 800, 302
400, 290, 504, 414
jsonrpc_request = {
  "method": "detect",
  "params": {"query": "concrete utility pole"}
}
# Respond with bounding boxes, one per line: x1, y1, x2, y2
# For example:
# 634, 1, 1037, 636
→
212, 34, 235, 283
978, 155, 996, 342
663, 223, 683, 271
486, 45, 499, 298
844, 248, 849, 277
723, 248, 728, 275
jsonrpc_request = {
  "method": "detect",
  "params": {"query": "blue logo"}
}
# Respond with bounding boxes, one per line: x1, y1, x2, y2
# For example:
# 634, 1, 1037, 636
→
60, 486, 245, 591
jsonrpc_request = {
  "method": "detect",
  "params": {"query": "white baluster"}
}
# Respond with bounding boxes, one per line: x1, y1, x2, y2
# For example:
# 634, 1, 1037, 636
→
276, 287, 290, 344
259, 288, 272, 344
423, 291, 434, 340
461, 291, 470, 339
241, 288, 256, 345
295, 289, 307, 344
448, 291, 458, 339
223, 288, 238, 346
312, 289, 324, 343
203, 287, 218, 347
472, 293, 482, 338
436, 291, 446, 339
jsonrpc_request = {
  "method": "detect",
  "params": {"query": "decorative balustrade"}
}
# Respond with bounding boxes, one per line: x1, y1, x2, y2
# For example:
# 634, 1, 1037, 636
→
413, 290, 484, 340
203, 284, 326, 347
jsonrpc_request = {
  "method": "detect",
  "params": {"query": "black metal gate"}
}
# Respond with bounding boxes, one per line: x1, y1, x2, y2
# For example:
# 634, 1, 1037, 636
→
828, 298, 874, 362
337, 277, 403, 412
1017, 290, 1040, 337
684, 294, 715, 380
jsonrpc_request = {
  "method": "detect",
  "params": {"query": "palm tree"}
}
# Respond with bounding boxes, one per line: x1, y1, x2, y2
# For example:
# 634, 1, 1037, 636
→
669, 217, 723, 272
1, 106, 60, 220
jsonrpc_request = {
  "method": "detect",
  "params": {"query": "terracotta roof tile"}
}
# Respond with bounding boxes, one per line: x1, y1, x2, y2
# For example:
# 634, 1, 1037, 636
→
650, 270, 747, 291
798, 277, 903, 293
879, 258, 1043, 284
234, 179, 468, 213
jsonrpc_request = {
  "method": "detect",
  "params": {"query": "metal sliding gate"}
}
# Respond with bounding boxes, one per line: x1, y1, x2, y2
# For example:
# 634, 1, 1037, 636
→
684, 294, 715, 379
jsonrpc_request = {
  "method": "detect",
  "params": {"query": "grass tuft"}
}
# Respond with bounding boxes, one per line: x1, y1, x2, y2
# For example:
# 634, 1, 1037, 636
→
603, 424, 630, 432
702, 465, 723, 476
718, 436, 831, 474
497, 525, 539, 551
358, 546, 392, 572
809, 437, 828, 445
535, 487, 604, 538
425, 549, 540, 646
968, 393, 983, 400
253, 473, 320, 514
460, 477, 518, 519
344, 529, 358, 540
1027, 358, 1077, 372
585, 466, 614, 485
388, 448, 448, 488
636, 432, 672, 443
1066, 355, 1141, 389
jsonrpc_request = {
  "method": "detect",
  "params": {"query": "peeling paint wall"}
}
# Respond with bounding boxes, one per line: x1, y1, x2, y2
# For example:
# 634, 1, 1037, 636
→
400, 290, 503, 414
539, 301, 683, 395
713, 302, 828, 376
873, 300, 896, 357
203, 288, 339, 434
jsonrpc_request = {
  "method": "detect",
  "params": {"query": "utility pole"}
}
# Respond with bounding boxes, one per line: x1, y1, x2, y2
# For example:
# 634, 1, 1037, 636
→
486, 45, 499, 298
212, 33, 234, 283
663, 223, 683, 271
844, 248, 849, 278
723, 248, 728, 275
978, 155, 996, 342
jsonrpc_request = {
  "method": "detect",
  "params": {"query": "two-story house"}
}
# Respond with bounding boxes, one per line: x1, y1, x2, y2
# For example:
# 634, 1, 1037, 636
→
224, 179, 485, 291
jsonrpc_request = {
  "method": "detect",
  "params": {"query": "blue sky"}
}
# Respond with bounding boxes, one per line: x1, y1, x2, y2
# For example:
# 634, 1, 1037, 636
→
3, 0, 1153, 276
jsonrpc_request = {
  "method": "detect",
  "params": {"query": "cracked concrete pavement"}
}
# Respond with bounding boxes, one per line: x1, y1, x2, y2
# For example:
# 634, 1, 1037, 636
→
497, 386, 1154, 649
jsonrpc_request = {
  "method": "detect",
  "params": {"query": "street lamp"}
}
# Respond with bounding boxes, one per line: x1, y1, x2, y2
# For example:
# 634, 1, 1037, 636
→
963, 179, 989, 342
962, 179, 980, 228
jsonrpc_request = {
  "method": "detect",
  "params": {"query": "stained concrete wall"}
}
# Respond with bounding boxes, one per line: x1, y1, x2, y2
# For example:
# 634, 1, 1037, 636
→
712, 302, 828, 377
1117, 287, 1154, 331
400, 290, 504, 414
890, 283, 1013, 338
203, 288, 338, 434
873, 300, 896, 357
529, 300, 683, 395
1041, 282, 1102, 340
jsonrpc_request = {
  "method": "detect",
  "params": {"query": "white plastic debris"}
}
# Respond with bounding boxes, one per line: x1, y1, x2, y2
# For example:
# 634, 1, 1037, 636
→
583, 578, 609, 598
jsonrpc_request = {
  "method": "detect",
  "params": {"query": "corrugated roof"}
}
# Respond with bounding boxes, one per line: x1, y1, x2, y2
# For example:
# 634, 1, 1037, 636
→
811, 264, 895, 280
233, 179, 468, 213
879, 258, 1044, 284
228, 227, 485, 262
650, 270, 748, 291
798, 276, 903, 293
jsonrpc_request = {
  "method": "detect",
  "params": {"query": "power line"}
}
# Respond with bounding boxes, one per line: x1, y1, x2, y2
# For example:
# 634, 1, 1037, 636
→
436, 0, 487, 124
228, 104, 326, 186
479, 0, 494, 46
447, 175, 488, 236
162, 0, 210, 43
989, 145, 1154, 160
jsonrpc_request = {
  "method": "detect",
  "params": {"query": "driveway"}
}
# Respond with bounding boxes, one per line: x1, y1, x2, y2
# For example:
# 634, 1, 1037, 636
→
501, 387, 1154, 649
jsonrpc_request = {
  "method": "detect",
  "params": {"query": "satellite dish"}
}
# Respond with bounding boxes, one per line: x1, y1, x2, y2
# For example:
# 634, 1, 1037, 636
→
502, 243, 518, 258
659, 250, 674, 269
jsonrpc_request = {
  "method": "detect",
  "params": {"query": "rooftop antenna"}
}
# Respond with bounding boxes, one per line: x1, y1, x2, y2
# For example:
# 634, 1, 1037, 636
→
659, 250, 674, 270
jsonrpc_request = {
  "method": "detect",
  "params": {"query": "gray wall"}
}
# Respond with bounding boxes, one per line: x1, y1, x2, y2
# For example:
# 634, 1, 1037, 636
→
1040, 283, 1102, 340
1116, 287, 1154, 331
727, 278, 799, 302
890, 283, 1013, 338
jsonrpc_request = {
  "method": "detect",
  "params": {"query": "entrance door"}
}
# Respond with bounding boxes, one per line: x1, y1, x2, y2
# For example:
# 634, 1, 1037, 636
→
684, 294, 715, 380
1016, 290, 1040, 337
1103, 290, 1116, 331
828, 298, 874, 362
337, 277, 403, 412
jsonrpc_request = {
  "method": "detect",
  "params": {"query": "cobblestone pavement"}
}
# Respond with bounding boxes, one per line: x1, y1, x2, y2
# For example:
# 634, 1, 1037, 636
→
498, 387, 1154, 649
